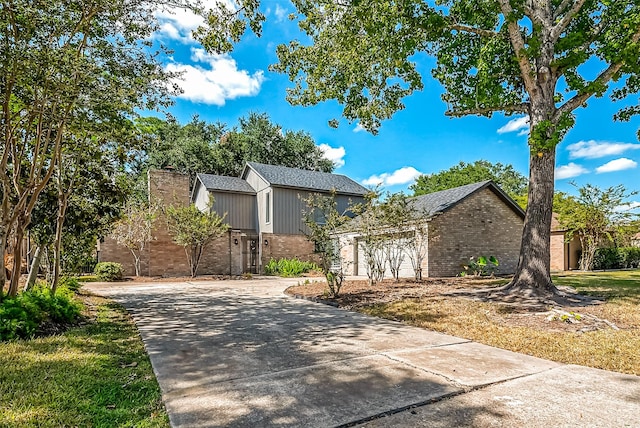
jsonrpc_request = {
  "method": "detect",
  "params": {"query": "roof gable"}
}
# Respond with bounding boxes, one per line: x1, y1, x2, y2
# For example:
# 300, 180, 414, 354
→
242, 162, 368, 196
412, 181, 525, 219
196, 173, 256, 195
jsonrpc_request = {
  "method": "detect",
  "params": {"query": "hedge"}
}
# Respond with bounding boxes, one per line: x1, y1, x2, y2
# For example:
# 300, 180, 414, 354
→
593, 247, 640, 270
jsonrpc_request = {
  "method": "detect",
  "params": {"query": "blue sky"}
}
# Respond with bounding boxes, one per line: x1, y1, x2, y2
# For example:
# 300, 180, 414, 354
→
152, 2, 640, 210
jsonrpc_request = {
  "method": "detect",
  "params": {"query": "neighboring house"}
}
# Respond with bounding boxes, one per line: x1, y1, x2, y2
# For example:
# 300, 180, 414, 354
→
632, 232, 640, 248
101, 163, 368, 277
550, 213, 582, 271
338, 181, 525, 278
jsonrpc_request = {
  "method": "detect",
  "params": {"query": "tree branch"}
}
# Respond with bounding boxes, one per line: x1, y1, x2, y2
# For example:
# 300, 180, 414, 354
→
445, 103, 529, 117
450, 24, 498, 38
551, 0, 587, 42
497, 0, 536, 95
553, 0, 575, 20
555, 28, 640, 119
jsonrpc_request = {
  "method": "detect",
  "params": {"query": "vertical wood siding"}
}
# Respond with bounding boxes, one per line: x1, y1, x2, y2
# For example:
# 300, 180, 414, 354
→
210, 191, 257, 231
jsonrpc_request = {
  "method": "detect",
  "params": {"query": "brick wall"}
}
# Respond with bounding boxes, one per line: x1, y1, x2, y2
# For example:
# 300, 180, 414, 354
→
147, 169, 192, 276
98, 236, 149, 276
550, 232, 566, 271
260, 233, 320, 270
428, 188, 523, 277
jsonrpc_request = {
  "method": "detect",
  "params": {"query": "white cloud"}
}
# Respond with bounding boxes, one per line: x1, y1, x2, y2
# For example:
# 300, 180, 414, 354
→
274, 4, 288, 21
318, 143, 346, 168
497, 116, 529, 134
154, 1, 234, 43
567, 140, 640, 159
595, 158, 638, 174
555, 163, 589, 179
353, 123, 366, 133
614, 201, 640, 212
362, 167, 422, 187
166, 48, 264, 105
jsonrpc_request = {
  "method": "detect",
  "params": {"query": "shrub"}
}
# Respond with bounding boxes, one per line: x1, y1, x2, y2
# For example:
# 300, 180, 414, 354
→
593, 247, 640, 270
264, 258, 319, 277
59, 276, 83, 292
0, 285, 82, 341
94, 262, 124, 281
460, 256, 499, 277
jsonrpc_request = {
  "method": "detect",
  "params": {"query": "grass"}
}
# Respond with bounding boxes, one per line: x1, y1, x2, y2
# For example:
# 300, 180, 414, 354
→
359, 270, 640, 376
0, 293, 169, 428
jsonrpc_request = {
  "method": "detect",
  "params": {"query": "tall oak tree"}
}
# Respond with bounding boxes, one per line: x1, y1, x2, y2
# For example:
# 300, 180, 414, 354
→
201, 0, 640, 296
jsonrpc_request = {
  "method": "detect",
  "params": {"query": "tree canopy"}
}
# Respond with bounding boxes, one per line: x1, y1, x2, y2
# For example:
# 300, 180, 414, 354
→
204, 0, 640, 297
555, 184, 638, 270
136, 112, 334, 181
411, 161, 528, 200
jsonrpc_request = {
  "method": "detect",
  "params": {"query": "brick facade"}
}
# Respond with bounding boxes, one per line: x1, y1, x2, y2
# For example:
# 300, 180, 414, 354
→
427, 188, 523, 277
100, 170, 322, 277
260, 233, 319, 268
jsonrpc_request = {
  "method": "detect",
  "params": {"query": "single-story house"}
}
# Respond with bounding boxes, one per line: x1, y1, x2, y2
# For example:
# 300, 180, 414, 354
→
337, 181, 525, 278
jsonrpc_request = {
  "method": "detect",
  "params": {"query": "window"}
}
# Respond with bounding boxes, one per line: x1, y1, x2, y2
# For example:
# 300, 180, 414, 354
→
265, 191, 271, 224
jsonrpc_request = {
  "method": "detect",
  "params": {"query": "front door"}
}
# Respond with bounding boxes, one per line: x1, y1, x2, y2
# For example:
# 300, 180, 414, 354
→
242, 236, 259, 274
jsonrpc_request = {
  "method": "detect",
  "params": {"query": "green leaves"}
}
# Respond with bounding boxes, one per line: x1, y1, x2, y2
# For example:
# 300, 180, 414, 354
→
410, 160, 528, 199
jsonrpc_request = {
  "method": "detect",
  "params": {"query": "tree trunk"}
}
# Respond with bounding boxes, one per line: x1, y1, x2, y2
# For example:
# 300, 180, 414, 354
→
506, 149, 558, 296
8, 227, 24, 297
51, 197, 69, 295
24, 245, 44, 292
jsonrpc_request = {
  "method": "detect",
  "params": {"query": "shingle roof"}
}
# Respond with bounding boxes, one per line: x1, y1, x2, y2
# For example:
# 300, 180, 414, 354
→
196, 173, 256, 194
411, 181, 496, 217
244, 162, 369, 196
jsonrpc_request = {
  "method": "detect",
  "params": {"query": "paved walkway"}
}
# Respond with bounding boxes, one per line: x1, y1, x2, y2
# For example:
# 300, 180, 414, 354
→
85, 278, 640, 427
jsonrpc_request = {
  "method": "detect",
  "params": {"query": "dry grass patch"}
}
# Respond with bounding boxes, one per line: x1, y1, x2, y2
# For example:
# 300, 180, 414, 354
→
286, 271, 640, 376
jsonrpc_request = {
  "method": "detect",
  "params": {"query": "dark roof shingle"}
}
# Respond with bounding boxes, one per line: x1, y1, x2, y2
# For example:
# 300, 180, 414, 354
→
196, 173, 256, 194
411, 181, 494, 217
245, 162, 368, 195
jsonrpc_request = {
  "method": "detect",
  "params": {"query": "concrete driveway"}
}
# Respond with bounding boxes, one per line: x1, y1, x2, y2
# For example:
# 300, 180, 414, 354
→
85, 278, 640, 427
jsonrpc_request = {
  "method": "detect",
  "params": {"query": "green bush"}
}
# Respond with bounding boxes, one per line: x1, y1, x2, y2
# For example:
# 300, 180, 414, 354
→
59, 276, 83, 292
593, 247, 640, 270
93, 262, 124, 281
264, 258, 319, 277
460, 255, 499, 277
0, 285, 82, 341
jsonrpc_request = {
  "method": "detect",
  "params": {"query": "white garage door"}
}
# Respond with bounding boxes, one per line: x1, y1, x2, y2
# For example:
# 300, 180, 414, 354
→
355, 239, 414, 279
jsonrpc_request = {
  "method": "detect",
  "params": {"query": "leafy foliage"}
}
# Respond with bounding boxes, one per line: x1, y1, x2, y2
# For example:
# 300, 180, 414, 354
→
203, 0, 640, 294
138, 112, 334, 182
165, 200, 229, 277
111, 204, 157, 276
302, 193, 353, 297
593, 248, 640, 270
94, 262, 124, 282
264, 258, 319, 277
0, 285, 81, 341
460, 256, 499, 277
411, 161, 527, 200
555, 184, 638, 271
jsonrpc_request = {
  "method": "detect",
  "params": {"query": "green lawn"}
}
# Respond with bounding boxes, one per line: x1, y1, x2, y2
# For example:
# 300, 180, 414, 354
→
0, 294, 169, 428
553, 270, 640, 303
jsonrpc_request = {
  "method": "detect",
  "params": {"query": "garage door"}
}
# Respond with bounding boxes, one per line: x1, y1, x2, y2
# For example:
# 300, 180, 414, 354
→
355, 239, 414, 279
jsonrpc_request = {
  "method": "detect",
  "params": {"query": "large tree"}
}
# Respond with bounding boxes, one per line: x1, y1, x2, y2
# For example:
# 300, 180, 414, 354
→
202, 0, 640, 296
138, 112, 334, 181
0, 0, 195, 297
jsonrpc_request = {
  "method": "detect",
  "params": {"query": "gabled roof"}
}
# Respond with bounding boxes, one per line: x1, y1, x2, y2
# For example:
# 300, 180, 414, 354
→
242, 162, 369, 196
196, 173, 256, 195
411, 181, 525, 219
